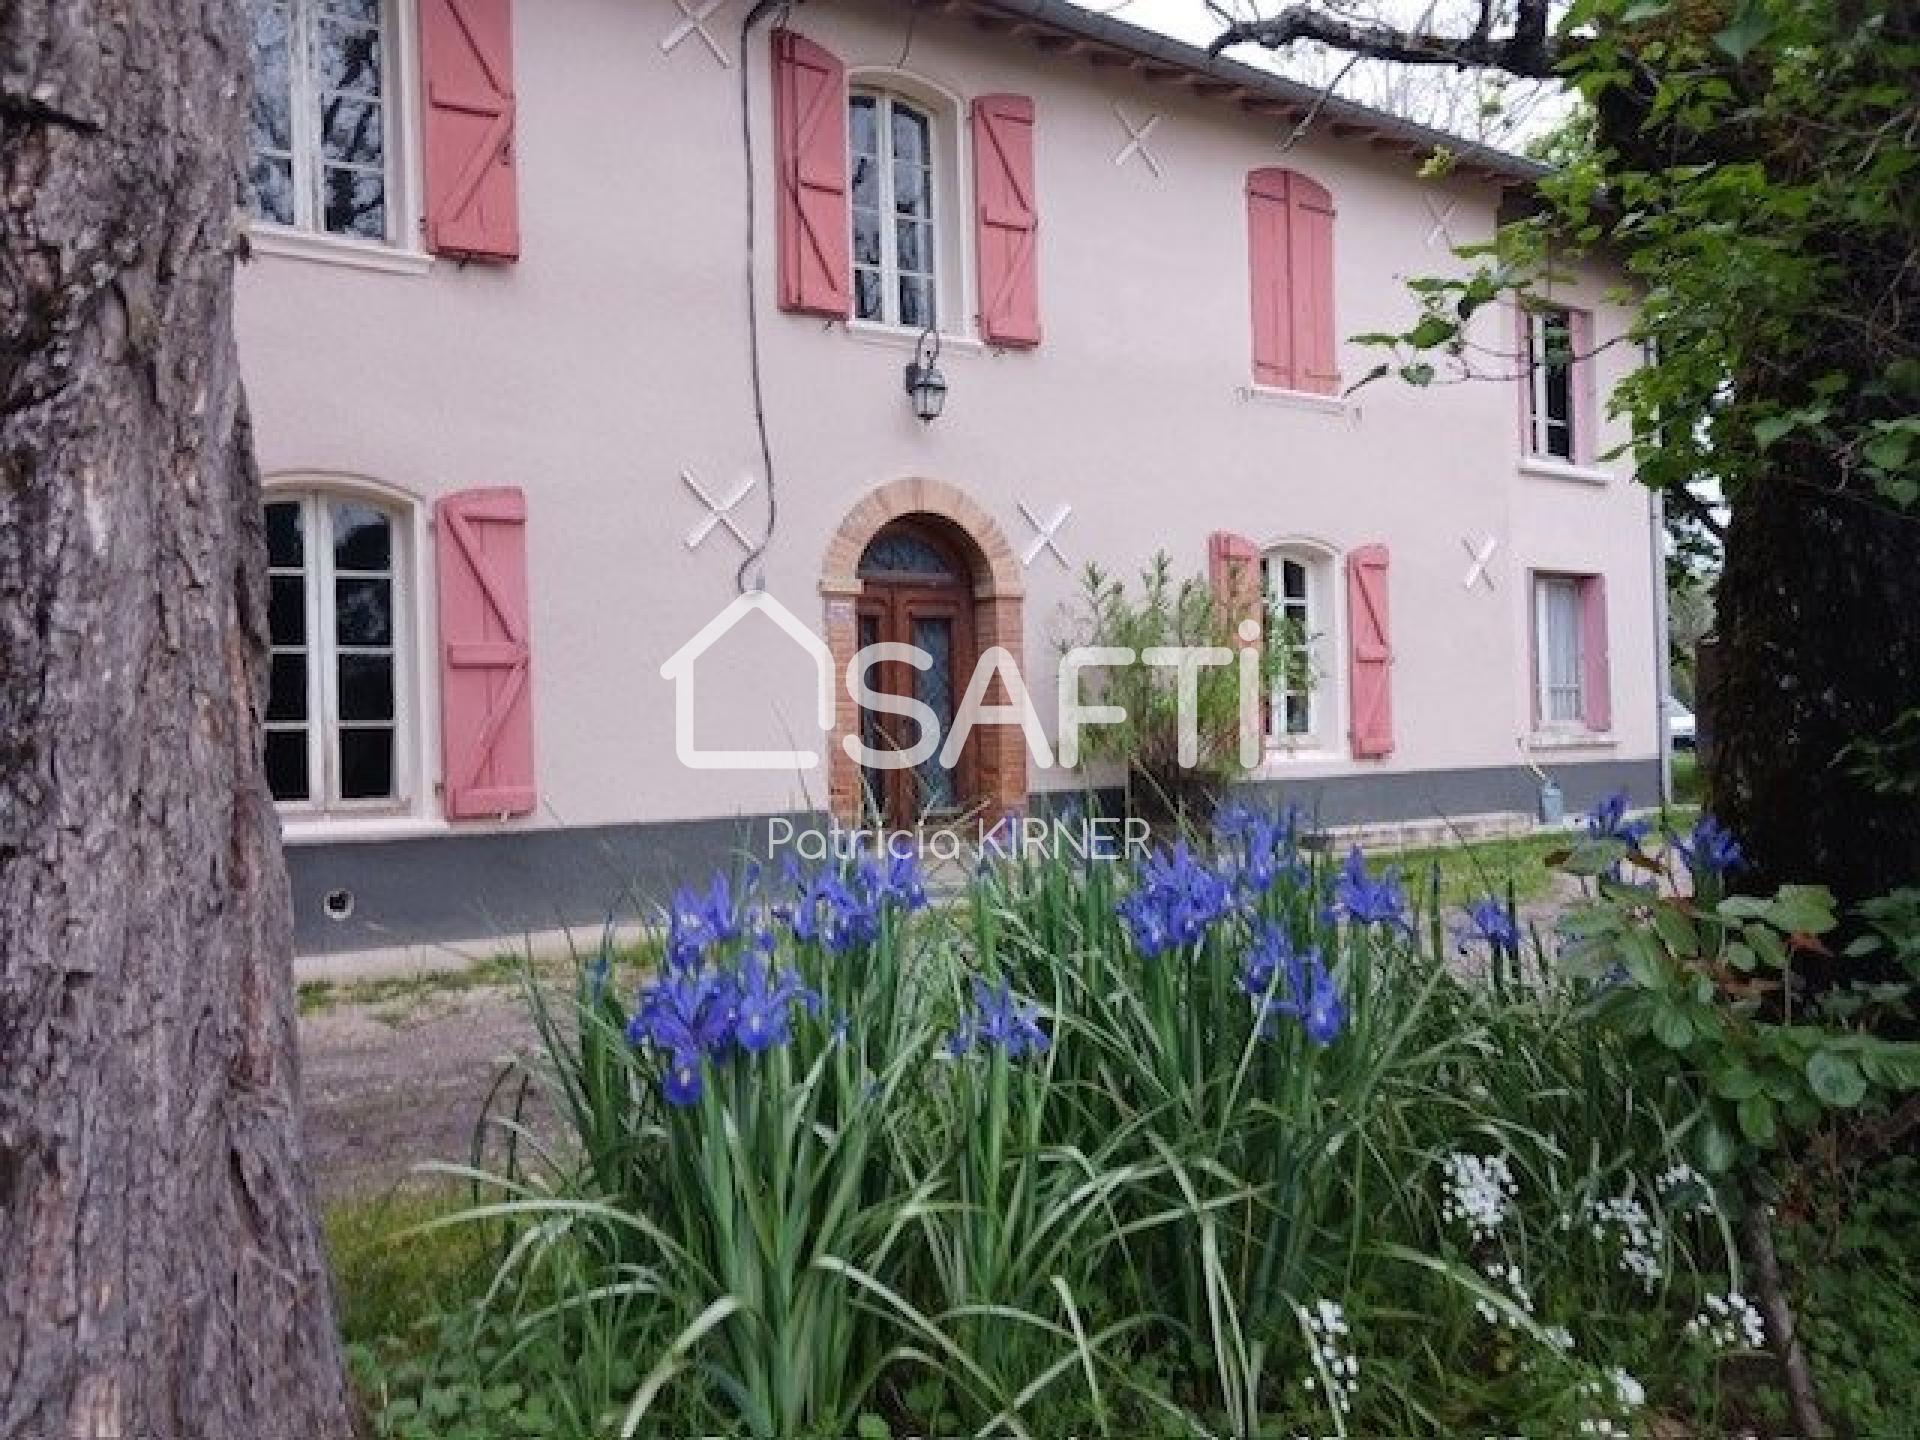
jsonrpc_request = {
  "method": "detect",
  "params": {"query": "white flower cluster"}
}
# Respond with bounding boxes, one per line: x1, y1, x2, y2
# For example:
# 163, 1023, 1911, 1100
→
1440, 1150, 1519, 1243
1686, 1291, 1766, 1351
1568, 1193, 1667, 1292
1474, 1259, 1533, 1328
1655, 1161, 1716, 1215
1574, 1365, 1645, 1438
1301, 1298, 1360, 1417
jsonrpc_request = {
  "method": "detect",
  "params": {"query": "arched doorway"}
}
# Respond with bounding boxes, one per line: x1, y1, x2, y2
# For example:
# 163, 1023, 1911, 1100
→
820, 478, 1027, 829
854, 519, 975, 827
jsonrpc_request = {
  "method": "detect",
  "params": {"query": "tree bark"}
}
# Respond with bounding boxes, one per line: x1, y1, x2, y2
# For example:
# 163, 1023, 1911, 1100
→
1710, 466, 1920, 926
0, 5, 353, 1437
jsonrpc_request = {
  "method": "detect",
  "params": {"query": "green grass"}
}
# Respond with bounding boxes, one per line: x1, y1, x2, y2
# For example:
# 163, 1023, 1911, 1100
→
298, 952, 528, 1017
324, 1187, 493, 1347
299, 938, 662, 1017
1672, 750, 1703, 806
1385, 829, 1571, 908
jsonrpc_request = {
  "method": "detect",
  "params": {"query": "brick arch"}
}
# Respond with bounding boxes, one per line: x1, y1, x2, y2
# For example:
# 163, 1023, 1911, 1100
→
820, 478, 1027, 825
820, 477, 1024, 600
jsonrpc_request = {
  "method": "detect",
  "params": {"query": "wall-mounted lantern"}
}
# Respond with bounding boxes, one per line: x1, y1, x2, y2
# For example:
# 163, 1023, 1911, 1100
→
903, 326, 947, 423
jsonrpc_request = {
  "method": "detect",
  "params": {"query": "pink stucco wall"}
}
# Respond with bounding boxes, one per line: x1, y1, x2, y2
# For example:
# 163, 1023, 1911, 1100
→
237, 0, 1662, 841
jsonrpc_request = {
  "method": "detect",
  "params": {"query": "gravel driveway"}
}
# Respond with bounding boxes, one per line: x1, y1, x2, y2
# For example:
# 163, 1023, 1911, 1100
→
300, 985, 550, 1200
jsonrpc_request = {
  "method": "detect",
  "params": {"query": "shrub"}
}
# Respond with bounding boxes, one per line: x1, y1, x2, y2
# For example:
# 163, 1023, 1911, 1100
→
1060, 554, 1304, 820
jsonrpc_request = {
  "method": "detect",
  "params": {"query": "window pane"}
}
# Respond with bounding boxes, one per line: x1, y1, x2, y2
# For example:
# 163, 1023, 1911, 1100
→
911, 617, 956, 812
322, 166, 386, 239
250, 4, 294, 152
249, 155, 297, 226
335, 577, 392, 645
849, 94, 877, 156
331, 501, 391, 570
337, 653, 394, 722
316, 18, 382, 96
851, 153, 878, 209
859, 528, 959, 577
852, 207, 882, 267
320, 0, 382, 22
321, 96, 384, 166
1282, 560, 1308, 602
1543, 579, 1583, 722
899, 274, 934, 330
893, 161, 928, 218
338, 726, 395, 800
896, 219, 924, 274
891, 105, 928, 165
854, 268, 883, 323
1538, 311, 1575, 459
266, 500, 304, 568
265, 729, 310, 801
1285, 694, 1310, 736
269, 652, 308, 722
270, 575, 307, 645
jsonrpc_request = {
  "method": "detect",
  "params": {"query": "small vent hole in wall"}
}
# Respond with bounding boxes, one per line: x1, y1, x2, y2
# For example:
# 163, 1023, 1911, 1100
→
322, 889, 355, 923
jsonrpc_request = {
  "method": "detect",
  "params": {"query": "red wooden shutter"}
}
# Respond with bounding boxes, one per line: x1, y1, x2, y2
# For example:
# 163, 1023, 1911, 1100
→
1247, 169, 1293, 388
973, 95, 1041, 347
1579, 573, 1612, 731
420, 0, 519, 261
1569, 308, 1597, 464
1247, 168, 1337, 393
1208, 530, 1262, 638
1289, 174, 1338, 395
436, 488, 536, 818
772, 30, 851, 318
1346, 545, 1394, 758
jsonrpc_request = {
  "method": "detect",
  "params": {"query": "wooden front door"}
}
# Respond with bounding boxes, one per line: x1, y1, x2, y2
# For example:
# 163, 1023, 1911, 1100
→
855, 521, 976, 828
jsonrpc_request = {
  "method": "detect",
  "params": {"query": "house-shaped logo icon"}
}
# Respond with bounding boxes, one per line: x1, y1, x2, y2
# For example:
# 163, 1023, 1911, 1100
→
659, 590, 837, 770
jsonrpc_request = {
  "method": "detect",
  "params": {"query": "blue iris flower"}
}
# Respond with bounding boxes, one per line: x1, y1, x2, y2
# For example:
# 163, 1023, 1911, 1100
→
1118, 842, 1235, 956
626, 966, 740, 1105
1239, 924, 1343, 1045
1213, 802, 1257, 841
948, 977, 1049, 1060
1459, 896, 1521, 955
1331, 847, 1410, 930
662, 1051, 705, 1107
733, 953, 818, 1054
663, 870, 755, 971
778, 854, 927, 955
1585, 790, 1651, 848
884, 849, 929, 910
1301, 962, 1345, 1046
1672, 814, 1744, 881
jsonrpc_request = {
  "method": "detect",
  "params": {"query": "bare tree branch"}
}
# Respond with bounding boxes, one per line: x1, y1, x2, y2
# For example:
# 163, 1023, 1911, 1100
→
1208, 0, 1569, 78
1665, 482, 1730, 543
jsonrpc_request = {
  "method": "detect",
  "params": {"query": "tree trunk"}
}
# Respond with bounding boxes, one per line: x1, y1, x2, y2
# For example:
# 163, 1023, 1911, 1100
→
1709, 457, 1920, 934
0, 5, 353, 1437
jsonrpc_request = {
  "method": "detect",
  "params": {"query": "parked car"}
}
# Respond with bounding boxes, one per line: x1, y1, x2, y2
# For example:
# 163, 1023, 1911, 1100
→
1666, 697, 1697, 750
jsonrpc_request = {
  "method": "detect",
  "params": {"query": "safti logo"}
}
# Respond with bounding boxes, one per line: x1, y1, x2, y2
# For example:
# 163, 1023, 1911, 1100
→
659, 590, 1267, 773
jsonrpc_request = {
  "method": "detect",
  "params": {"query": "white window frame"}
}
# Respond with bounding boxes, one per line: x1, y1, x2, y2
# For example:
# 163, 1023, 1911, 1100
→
264, 482, 425, 820
1533, 573, 1587, 729
1525, 306, 1580, 463
846, 73, 970, 339
247, 0, 428, 268
1260, 542, 1341, 756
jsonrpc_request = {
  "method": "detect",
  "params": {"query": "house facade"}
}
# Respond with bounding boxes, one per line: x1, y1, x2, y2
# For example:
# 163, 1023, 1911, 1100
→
239, 0, 1667, 958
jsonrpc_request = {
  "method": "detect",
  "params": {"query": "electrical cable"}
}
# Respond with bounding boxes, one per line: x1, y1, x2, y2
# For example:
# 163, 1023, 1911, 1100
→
734, 0, 791, 593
